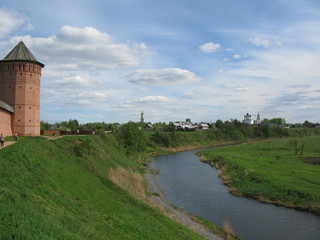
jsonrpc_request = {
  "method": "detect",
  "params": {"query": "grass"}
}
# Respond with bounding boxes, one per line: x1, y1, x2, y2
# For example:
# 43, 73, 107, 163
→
199, 136, 320, 215
0, 135, 206, 239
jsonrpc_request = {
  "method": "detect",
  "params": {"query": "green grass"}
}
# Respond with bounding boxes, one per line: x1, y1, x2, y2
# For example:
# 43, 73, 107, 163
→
199, 136, 320, 215
0, 135, 205, 239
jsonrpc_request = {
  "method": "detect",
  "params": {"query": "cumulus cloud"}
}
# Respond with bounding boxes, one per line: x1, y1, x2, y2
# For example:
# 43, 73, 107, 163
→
13, 25, 150, 71
124, 68, 201, 85
49, 75, 104, 88
42, 88, 108, 106
199, 42, 221, 53
250, 38, 282, 47
0, 8, 31, 39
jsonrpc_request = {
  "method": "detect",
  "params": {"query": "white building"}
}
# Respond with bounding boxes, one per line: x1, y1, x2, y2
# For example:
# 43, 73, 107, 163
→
255, 113, 261, 124
242, 113, 254, 124
243, 113, 262, 125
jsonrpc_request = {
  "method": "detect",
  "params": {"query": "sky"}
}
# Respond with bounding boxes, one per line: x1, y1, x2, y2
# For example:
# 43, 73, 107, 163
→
0, 0, 319, 124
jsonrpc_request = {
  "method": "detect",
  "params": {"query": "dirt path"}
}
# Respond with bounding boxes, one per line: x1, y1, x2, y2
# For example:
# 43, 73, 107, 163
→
145, 168, 223, 240
0, 141, 17, 149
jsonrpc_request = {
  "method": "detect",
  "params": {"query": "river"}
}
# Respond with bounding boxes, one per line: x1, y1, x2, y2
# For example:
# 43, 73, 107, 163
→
150, 148, 320, 240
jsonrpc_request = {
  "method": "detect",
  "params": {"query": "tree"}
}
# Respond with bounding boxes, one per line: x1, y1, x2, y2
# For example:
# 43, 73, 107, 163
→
269, 118, 286, 126
215, 120, 224, 129
40, 121, 52, 130
67, 119, 79, 131
115, 122, 147, 154
302, 120, 312, 128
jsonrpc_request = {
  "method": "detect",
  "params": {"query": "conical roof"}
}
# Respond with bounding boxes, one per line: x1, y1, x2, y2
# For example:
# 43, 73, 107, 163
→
1, 41, 44, 67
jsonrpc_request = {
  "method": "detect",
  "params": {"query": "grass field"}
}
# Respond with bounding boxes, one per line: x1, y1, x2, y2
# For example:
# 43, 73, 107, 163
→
0, 135, 206, 239
199, 136, 320, 215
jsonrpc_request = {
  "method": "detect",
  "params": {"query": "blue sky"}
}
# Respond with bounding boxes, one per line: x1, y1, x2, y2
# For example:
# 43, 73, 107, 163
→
1, 0, 319, 123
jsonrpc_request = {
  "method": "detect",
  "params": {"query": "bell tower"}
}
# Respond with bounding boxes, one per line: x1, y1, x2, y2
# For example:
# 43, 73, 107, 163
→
0, 41, 44, 136
140, 110, 144, 123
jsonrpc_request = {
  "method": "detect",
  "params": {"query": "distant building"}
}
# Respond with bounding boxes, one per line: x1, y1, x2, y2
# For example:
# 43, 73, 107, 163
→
243, 112, 262, 125
242, 113, 254, 125
0, 41, 44, 136
172, 121, 210, 131
255, 113, 261, 124
140, 110, 144, 123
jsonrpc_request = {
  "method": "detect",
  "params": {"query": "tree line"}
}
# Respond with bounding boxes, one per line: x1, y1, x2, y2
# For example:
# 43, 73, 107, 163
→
41, 118, 319, 154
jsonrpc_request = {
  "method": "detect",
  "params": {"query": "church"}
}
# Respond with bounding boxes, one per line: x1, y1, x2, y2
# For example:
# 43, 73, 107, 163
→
0, 41, 44, 137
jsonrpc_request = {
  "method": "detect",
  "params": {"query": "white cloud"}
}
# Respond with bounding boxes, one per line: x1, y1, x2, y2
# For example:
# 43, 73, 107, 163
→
42, 89, 108, 107
11, 25, 150, 71
138, 96, 169, 102
285, 84, 311, 89
233, 54, 241, 59
124, 68, 201, 85
250, 38, 282, 47
199, 42, 221, 53
49, 75, 103, 88
226, 84, 249, 92
0, 8, 30, 39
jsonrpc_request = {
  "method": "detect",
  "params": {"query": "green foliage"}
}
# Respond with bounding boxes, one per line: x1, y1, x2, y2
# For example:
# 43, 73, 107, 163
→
269, 118, 286, 126
0, 136, 204, 240
80, 122, 119, 132
67, 119, 79, 131
40, 120, 51, 130
115, 122, 147, 154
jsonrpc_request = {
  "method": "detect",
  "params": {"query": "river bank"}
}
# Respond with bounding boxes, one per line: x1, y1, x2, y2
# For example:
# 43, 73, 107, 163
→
198, 137, 320, 215
149, 146, 320, 240
145, 168, 225, 240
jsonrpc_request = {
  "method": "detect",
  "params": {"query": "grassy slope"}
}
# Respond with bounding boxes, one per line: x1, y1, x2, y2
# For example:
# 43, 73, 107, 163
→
0, 135, 204, 240
199, 136, 320, 214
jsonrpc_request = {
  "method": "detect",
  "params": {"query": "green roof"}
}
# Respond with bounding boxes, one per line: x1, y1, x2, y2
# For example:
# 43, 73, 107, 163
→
1, 41, 44, 67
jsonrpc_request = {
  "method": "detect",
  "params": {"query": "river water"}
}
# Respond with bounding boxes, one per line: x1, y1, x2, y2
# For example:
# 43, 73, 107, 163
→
150, 148, 320, 240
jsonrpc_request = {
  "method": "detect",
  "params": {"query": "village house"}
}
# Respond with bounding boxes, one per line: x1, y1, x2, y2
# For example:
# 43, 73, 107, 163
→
172, 120, 211, 131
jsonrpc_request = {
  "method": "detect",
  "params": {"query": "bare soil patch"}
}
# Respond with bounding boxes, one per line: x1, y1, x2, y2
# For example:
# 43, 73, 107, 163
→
300, 157, 320, 165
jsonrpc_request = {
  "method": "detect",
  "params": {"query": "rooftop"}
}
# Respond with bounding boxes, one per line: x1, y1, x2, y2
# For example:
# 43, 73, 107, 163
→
1, 41, 44, 67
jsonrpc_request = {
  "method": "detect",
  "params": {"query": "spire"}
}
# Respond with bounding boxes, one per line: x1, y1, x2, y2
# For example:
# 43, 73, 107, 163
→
140, 110, 144, 123
1, 41, 44, 67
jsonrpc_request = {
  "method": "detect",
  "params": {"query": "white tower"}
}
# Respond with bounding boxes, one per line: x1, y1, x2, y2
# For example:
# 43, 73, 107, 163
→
256, 113, 261, 124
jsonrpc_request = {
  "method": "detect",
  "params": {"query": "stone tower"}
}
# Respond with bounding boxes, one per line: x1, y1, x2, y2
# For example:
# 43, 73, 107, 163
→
0, 41, 44, 136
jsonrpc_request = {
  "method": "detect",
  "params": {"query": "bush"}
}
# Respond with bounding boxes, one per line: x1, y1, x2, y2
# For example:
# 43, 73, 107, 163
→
115, 122, 147, 154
